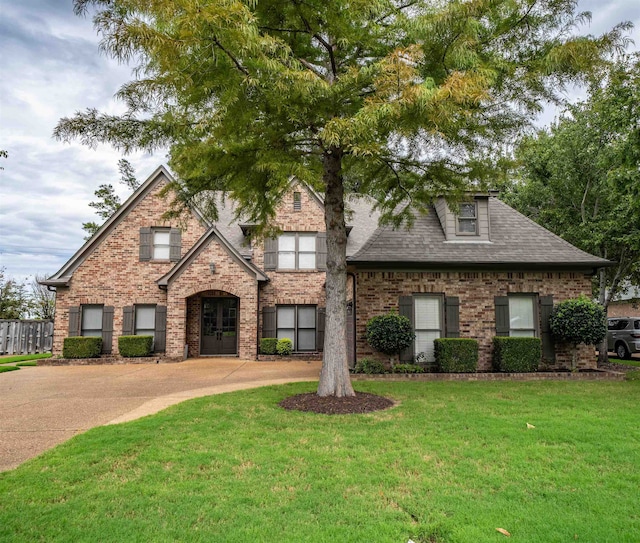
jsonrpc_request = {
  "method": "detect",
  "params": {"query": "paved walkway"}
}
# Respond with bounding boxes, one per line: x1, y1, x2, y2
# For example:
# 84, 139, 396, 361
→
0, 358, 321, 472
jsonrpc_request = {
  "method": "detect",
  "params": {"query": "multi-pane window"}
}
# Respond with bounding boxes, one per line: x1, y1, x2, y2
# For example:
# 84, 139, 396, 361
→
457, 202, 478, 234
509, 296, 536, 336
278, 233, 316, 270
81, 305, 103, 337
414, 296, 442, 362
277, 305, 316, 351
153, 229, 171, 260
135, 305, 156, 342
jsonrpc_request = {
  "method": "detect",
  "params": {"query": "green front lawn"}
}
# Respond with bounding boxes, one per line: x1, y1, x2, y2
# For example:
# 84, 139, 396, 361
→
0, 353, 51, 364
0, 365, 20, 373
1, 381, 638, 542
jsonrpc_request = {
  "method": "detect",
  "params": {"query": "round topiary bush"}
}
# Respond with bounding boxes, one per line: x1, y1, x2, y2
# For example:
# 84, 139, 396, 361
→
549, 296, 607, 345
365, 312, 414, 358
549, 296, 606, 370
276, 338, 293, 356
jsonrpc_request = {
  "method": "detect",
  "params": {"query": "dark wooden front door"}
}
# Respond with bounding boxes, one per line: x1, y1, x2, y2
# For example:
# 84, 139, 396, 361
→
201, 297, 238, 355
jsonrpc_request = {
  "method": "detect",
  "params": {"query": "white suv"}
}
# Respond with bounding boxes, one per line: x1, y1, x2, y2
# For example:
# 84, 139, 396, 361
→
607, 317, 640, 359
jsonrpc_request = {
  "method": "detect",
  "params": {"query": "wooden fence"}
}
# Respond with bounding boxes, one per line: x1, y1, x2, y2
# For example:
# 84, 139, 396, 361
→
0, 320, 54, 355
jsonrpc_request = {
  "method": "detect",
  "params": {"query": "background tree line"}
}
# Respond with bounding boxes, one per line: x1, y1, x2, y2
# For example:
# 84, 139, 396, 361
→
0, 268, 56, 320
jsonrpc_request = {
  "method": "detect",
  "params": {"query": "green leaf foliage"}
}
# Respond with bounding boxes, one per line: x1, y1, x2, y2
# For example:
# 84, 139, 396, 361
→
366, 313, 414, 356
276, 338, 293, 356
392, 363, 425, 374
57, 0, 631, 229
260, 338, 278, 355
118, 335, 153, 357
63, 337, 102, 359
549, 296, 607, 346
353, 358, 386, 374
434, 338, 478, 373
493, 337, 541, 372
503, 56, 640, 304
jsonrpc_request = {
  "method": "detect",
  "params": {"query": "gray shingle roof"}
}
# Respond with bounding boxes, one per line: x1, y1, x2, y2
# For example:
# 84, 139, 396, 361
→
348, 197, 611, 268
204, 191, 381, 258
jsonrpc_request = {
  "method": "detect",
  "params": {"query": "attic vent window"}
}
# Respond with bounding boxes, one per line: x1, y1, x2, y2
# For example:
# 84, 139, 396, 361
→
293, 192, 302, 211
457, 202, 478, 235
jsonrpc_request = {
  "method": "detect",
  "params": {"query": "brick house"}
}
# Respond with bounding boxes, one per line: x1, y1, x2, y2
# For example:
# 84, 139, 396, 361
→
42, 166, 611, 370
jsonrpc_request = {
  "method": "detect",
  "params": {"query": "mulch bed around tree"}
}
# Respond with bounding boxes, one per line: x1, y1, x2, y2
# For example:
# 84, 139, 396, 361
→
279, 392, 394, 415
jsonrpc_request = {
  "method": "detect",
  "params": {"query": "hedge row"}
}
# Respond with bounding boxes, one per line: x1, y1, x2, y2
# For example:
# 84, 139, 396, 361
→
433, 338, 478, 373
62, 337, 102, 359
492, 337, 541, 372
118, 335, 153, 357
260, 337, 294, 355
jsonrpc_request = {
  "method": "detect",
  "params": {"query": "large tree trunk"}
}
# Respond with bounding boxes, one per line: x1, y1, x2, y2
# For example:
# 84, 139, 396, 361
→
317, 147, 355, 397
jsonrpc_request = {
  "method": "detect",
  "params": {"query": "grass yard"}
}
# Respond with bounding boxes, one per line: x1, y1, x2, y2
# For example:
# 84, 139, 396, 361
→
1, 381, 638, 542
0, 365, 20, 373
0, 353, 51, 364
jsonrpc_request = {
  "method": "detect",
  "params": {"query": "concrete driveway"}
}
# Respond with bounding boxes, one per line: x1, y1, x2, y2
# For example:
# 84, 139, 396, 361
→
0, 359, 321, 472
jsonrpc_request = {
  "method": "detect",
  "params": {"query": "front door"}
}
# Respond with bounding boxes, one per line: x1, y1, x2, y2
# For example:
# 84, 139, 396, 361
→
201, 297, 238, 355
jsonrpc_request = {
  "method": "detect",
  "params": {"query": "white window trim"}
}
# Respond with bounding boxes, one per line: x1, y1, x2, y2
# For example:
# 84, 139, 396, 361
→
413, 295, 444, 362
152, 228, 171, 260
81, 305, 103, 337
456, 201, 478, 236
508, 295, 538, 337
277, 233, 316, 271
276, 305, 317, 352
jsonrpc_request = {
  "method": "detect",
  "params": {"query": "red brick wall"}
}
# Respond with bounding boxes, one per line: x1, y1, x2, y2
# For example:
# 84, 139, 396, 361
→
52, 174, 207, 356
166, 236, 259, 359
354, 270, 596, 370
254, 183, 328, 339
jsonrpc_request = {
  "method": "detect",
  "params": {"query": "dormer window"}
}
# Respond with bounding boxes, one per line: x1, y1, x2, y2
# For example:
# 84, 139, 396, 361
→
457, 202, 478, 235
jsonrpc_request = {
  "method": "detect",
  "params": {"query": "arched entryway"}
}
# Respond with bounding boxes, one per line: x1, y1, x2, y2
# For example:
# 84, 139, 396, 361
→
186, 290, 239, 356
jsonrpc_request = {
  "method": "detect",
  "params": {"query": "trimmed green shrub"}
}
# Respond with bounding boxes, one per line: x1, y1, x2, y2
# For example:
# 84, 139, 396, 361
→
366, 312, 414, 356
118, 335, 153, 357
353, 358, 386, 374
0, 366, 20, 373
276, 338, 293, 356
260, 338, 278, 355
493, 337, 541, 372
434, 338, 478, 373
549, 296, 606, 370
392, 363, 425, 374
549, 296, 607, 345
63, 337, 102, 359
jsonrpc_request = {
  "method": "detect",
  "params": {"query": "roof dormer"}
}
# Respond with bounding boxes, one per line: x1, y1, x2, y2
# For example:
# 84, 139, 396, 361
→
434, 194, 492, 242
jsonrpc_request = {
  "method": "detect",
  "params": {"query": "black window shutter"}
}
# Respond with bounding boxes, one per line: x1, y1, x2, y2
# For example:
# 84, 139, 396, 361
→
399, 295, 414, 362
68, 306, 81, 337
263, 238, 277, 271
495, 296, 510, 336
316, 233, 327, 271
445, 297, 460, 338
139, 227, 152, 261
262, 306, 276, 338
169, 228, 181, 261
102, 306, 114, 354
316, 307, 326, 352
155, 305, 167, 353
539, 295, 555, 362
122, 306, 134, 336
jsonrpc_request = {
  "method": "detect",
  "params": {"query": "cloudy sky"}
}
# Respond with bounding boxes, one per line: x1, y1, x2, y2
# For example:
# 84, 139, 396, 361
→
1, 0, 639, 282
